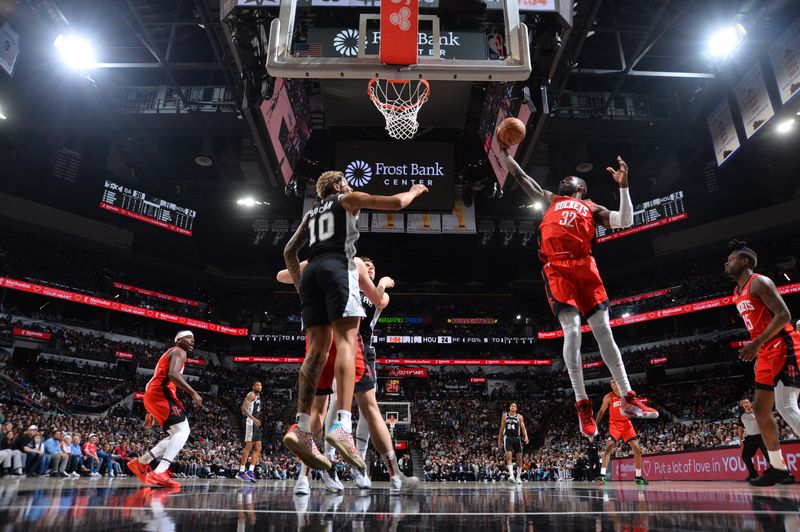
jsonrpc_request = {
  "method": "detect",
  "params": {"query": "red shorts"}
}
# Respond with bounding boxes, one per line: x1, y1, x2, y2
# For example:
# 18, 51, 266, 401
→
144, 385, 186, 429
312, 335, 369, 396
609, 422, 637, 443
542, 255, 608, 318
754, 331, 800, 390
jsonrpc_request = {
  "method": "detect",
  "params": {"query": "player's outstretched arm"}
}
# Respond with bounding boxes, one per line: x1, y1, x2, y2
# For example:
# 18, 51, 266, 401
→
340, 184, 427, 213
595, 395, 610, 428
739, 276, 793, 362
276, 261, 308, 284
356, 258, 392, 309
500, 148, 553, 205
594, 156, 633, 229
283, 214, 310, 292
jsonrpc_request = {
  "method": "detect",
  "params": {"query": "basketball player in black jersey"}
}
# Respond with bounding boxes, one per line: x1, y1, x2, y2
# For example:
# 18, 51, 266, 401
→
497, 403, 528, 484
238, 381, 262, 482
283, 170, 427, 471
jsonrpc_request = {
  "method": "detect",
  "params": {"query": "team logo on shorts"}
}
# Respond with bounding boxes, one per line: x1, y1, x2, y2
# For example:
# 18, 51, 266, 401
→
345, 160, 373, 187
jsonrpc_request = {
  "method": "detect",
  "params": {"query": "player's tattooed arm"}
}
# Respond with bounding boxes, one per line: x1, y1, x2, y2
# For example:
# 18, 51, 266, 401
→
499, 148, 554, 205
739, 276, 792, 362
296, 330, 325, 414
284, 214, 310, 293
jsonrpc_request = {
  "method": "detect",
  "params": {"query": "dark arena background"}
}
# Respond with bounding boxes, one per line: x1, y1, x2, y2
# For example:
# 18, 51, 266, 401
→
1, 0, 800, 530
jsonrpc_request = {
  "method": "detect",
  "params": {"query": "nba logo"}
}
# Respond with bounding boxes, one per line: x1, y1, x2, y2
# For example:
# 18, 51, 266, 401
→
488, 34, 504, 60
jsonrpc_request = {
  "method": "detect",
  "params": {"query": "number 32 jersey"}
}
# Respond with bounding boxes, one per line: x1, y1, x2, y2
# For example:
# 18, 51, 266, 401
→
308, 194, 360, 261
539, 195, 597, 261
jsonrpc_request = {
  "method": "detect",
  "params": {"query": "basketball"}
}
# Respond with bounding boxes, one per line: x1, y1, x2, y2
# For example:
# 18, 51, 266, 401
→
496, 117, 526, 147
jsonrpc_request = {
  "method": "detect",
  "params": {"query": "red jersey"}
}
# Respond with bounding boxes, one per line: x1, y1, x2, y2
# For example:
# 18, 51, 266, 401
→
81, 442, 97, 456
146, 347, 185, 395
607, 393, 632, 427
539, 195, 597, 261
732, 274, 794, 342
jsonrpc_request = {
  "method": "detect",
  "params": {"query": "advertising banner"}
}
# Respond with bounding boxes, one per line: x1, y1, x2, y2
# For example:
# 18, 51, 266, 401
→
113, 282, 200, 307
11, 327, 52, 341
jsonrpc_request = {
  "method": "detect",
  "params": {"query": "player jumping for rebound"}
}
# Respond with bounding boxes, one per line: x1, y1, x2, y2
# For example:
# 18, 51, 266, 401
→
283, 170, 426, 472
726, 240, 800, 486
595, 378, 648, 485
499, 146, 657, 439
237, 381, 263, 482
128, 330, 202, 488
497, 402, 528, 484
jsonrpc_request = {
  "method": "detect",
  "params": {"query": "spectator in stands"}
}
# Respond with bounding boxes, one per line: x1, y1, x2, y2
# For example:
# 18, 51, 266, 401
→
1, 429, 24, 475
14, 425, 41, 475
29, 434, 50, 476
0, 421, 11, 442
44, 430, 69, 477
61, 434, 80, 477
101, 442, 122, 477
81, 433, 101, 477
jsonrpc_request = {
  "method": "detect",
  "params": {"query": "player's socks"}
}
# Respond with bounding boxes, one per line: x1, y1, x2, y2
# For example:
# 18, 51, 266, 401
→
382, 451, 400, 478
635, 468, 641, 477
507, 464, 514, 480
239, 465, 245, 472
248, 465, 255, 472
297, 413, 312, 433
768, 450, 788, 470
600, 467, 607, 476
558, 312, 588, 401
587, 310, 632, 395
336, 411, 353, 433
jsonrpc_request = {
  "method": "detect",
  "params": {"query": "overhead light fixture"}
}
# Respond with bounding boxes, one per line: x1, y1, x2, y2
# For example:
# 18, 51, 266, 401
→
516, 314, 522, 320
576, 163, 593, 173
53, 34, 96, 70
776, 118, 796, 134
622, 312, 631, 318
0, 109, 6, 120
195, 156, 213, 167
708, 24, 745, 60
784, 273, 791, 281
237, 197, 268, 207
533, 202, 543, 211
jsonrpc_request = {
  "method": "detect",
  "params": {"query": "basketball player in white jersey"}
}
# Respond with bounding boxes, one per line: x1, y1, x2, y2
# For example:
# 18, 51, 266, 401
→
283, 171, 426, 472
497, 402, 528, 484
237, 381, 263, 482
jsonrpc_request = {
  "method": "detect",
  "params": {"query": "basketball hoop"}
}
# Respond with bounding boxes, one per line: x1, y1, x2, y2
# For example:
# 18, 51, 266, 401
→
368, 78, 430, 140
387, 415, 398, 437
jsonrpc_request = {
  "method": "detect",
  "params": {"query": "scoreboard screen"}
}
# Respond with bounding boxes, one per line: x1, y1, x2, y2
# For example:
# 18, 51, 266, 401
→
100, 180, 196, 237
595, 191, 687, 244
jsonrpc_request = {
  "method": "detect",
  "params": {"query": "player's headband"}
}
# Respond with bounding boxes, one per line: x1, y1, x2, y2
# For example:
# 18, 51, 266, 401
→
175, 330, 194, 342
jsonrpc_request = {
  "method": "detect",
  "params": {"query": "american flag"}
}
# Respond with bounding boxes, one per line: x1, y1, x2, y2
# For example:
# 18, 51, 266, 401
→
294, 43, 322, 57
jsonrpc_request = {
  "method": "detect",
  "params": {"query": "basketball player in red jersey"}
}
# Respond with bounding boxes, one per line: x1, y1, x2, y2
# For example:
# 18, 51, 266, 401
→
128, 330, 202, 488
500, 147, 657, 439
726, 240, 800, 486
595, 379, 647, 485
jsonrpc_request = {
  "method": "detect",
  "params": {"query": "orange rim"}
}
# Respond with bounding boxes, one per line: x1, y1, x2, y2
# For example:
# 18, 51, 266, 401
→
368, 79, 430, 112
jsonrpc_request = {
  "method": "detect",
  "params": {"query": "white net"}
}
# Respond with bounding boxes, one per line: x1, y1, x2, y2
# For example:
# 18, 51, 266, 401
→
368, 79, 430, 140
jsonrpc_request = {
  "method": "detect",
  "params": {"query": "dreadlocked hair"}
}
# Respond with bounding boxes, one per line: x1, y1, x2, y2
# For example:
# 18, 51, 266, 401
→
729, 239, 758, 269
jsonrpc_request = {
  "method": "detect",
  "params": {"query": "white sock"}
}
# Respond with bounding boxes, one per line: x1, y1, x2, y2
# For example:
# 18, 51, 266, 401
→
297, 413, 312, 433
336, 410, 353, 433
587, 310, 631, 396
239, 465, 245, 472
355, 408, 371, 460
769, 450, 788, 470
140, 437, 170, 464
299, 462, 309, 479
558, 311, 588, 401
507, 463, 514, 478
775, 382, 800, 437
248, 465, 255, 472
600, 467, 606, 475
155, 420, 190, 474
635, 468, 641, 477
324, 393, 338, 460
382, 451, 399, 478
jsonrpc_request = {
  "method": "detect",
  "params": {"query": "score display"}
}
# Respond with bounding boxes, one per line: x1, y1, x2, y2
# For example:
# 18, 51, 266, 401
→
595, 191, 687, 244
100, 180, 196, 237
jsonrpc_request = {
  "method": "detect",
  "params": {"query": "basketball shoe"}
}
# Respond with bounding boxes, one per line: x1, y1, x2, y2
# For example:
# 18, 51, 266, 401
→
389, 472, 419, 495
621, 392, 659, 419
324, 421, 366, 470
284, 424, 332, 471
351, 467, 372, 489
576, 400, 598, 439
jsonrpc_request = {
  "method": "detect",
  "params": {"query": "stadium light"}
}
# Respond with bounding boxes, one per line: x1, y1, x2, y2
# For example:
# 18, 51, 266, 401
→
622, 312, 631, 318
237, 197, 269, 207
53, 34, 96, 70
776, 118, 796, 134
516, 314, 522, 320
707, 25, 745, 60
533, 202, 543, 211
0, 109, 6, 120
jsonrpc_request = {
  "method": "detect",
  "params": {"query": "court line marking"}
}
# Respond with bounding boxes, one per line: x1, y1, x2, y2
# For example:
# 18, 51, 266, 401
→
1, 505, 799, 516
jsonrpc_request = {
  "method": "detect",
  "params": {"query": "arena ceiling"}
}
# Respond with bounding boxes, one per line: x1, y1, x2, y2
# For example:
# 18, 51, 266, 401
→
0, 0, 798, 282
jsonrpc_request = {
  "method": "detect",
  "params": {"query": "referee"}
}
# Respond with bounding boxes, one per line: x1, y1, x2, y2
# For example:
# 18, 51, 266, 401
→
738, 398, 770, 482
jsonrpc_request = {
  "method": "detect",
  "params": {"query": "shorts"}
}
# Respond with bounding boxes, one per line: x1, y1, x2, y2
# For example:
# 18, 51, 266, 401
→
315, 335, 370, 396
144, 382, 186, 429
300, 254, 365, 330
609, 422, 637, 443
504, 436, 523, 454
754, 330, 800, 390
244, 421, 262, 443
542, 255, 608, 319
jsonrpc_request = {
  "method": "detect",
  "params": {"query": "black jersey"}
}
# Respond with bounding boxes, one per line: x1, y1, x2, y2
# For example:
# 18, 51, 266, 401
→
244, 394, 261, 422
307, 194, 359, 261
504, 413, 520, 438
359, 291, 382, 347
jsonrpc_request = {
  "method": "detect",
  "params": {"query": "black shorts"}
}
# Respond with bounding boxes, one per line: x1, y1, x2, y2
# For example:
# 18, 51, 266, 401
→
244, 422, 262, 443
504, 436, 523, 454
355, 344, 377, 394
300, 254, 365, 330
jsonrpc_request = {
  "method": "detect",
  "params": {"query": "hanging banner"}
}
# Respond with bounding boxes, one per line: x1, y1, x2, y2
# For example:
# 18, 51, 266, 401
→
185, 358, 206, 366
707, 99, 741, 167
11, 327, 52, 340
649, 356, 668, 365
0, 22, 20, 77
371, 213, 406, 233
582, 360, 604, 369
406, 213, 442, 234
0, 276, 248, 336
441, 201, 476, 234
735, 63, 775, 139
538, 282, 800, 339
768, 18, 800, 105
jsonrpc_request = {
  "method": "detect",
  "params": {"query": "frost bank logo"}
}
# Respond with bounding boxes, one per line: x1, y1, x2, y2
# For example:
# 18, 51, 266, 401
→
334, 29, 359, 57
345, 160, 373, 187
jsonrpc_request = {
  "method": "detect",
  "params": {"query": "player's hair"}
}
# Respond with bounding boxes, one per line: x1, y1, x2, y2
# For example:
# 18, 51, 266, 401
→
729, 239, 758, 269
316, 171, 344, 199
360, 256, 374, 265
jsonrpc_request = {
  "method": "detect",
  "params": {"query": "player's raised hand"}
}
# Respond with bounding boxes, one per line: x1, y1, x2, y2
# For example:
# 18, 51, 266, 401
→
144, 413, 155, 429
409, 184, 428, 197
606, 156, 629, 187
378, 276, 395, 289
